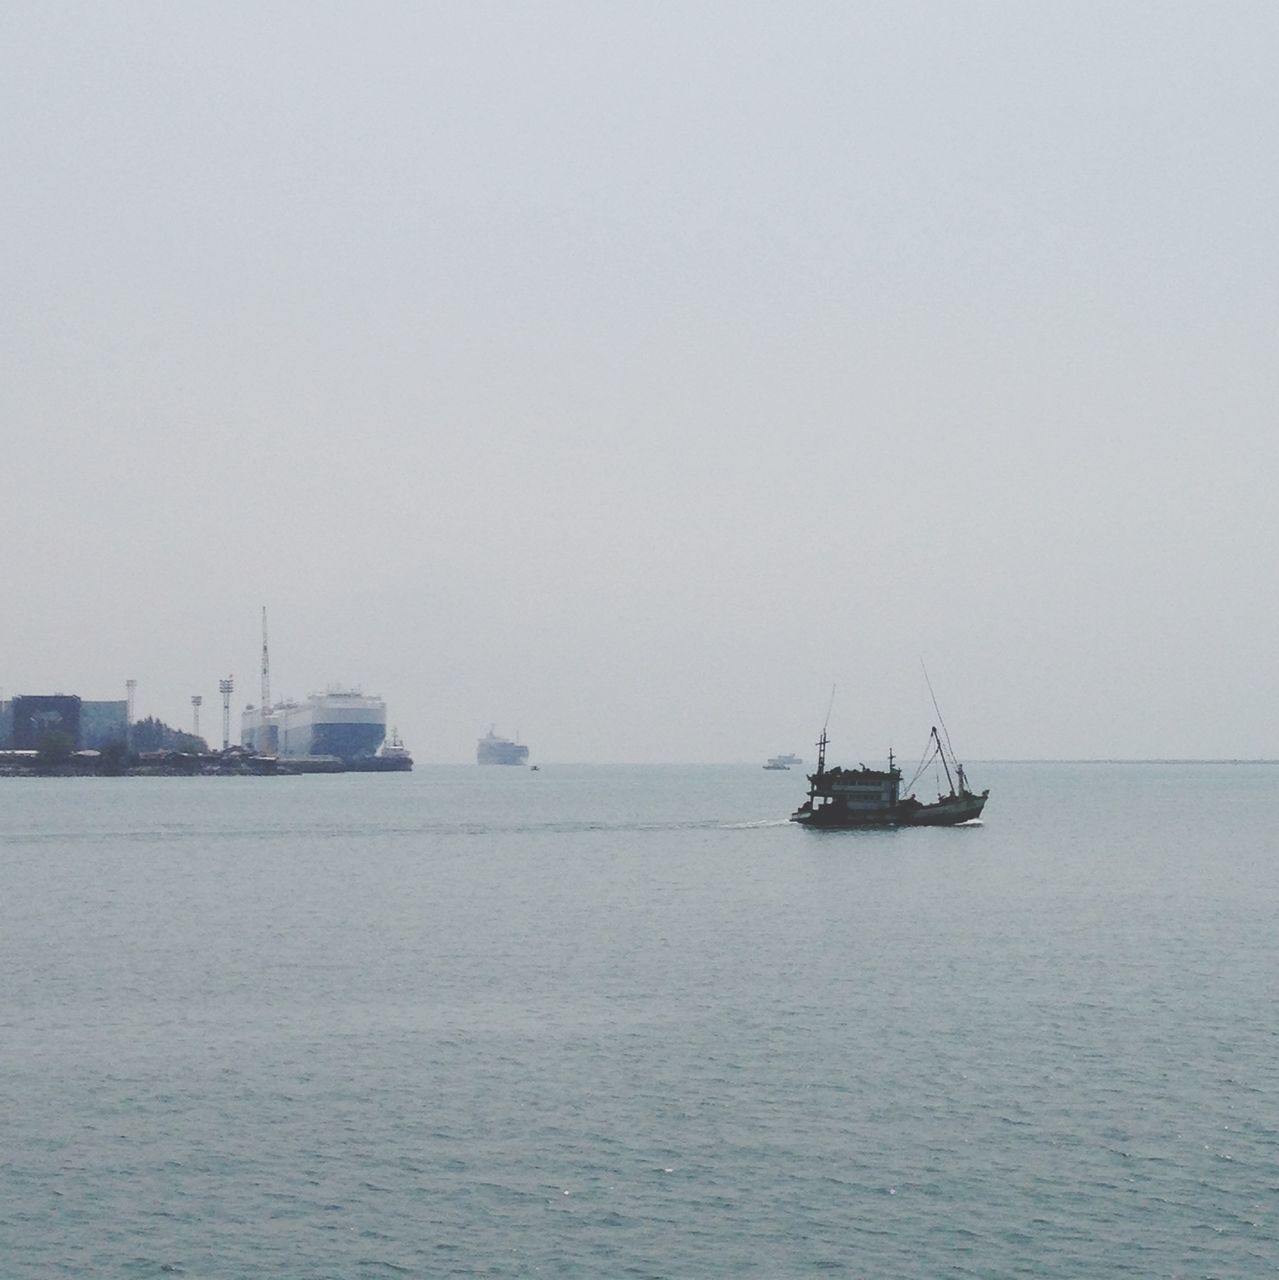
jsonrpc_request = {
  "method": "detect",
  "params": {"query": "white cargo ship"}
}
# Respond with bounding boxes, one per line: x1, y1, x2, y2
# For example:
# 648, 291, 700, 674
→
243, 689, 387, 763
476, 727, 529, 765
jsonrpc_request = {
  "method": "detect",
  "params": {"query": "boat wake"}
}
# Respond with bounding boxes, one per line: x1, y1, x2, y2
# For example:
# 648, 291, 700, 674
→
407, 816, 795, 837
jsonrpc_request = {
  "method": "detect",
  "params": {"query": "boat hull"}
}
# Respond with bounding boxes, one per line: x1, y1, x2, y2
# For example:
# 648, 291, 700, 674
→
792, 790, 988, 829
347, 753, 413, 772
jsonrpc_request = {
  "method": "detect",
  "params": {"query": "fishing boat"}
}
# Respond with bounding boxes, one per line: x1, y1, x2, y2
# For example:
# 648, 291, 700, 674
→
790, 725, 988, 828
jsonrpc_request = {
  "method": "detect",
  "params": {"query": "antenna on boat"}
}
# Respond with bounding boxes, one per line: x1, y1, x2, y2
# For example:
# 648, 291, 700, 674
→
920, 659, 957, 764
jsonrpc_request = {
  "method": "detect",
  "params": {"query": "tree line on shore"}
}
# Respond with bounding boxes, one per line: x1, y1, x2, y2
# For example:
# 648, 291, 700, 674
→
26, 716, 210, 775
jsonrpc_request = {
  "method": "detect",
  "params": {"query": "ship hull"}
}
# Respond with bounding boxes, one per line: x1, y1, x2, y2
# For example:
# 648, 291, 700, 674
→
308, 721, 385, 760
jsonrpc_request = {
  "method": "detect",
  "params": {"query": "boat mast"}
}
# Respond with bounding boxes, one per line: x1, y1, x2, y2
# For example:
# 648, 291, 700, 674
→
816, 683, 835, 779
932, 725, 956, 795
806, 684, 835, 805
809, 727, 827, 805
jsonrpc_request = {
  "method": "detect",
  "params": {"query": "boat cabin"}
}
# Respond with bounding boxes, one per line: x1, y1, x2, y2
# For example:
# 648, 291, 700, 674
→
803, 758, 901, 820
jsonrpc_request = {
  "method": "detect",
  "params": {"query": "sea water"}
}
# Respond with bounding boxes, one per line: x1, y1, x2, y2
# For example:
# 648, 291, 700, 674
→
1, 763, 1275, 1278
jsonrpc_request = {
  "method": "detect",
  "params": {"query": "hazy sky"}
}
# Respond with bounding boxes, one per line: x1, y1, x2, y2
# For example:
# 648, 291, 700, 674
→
5, 1, 1278, 762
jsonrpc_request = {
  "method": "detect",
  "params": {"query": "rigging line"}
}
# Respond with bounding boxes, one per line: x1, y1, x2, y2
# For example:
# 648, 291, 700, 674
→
822, 683, 836, 734
905, 735, 940, 793
920, 658, 957, 763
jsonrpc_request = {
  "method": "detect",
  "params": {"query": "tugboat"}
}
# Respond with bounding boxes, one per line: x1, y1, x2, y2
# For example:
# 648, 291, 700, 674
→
348, 728, 414, 772
791, 725, 987, 828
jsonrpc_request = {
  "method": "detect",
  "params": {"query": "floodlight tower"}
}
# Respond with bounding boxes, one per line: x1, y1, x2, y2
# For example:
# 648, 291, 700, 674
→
218, 676, 234, 751
260, 606, 272, 752
125, 678, 138, 748
191, 695, 203, 738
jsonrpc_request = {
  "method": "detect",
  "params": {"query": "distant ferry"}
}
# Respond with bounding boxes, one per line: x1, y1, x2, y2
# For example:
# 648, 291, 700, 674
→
477, 727, 529, 766
764, 753, 803, 770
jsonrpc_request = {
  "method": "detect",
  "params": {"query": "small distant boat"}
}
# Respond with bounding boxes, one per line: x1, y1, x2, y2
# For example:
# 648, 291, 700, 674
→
764, 752, 802, 770
791, 725, 987, 828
